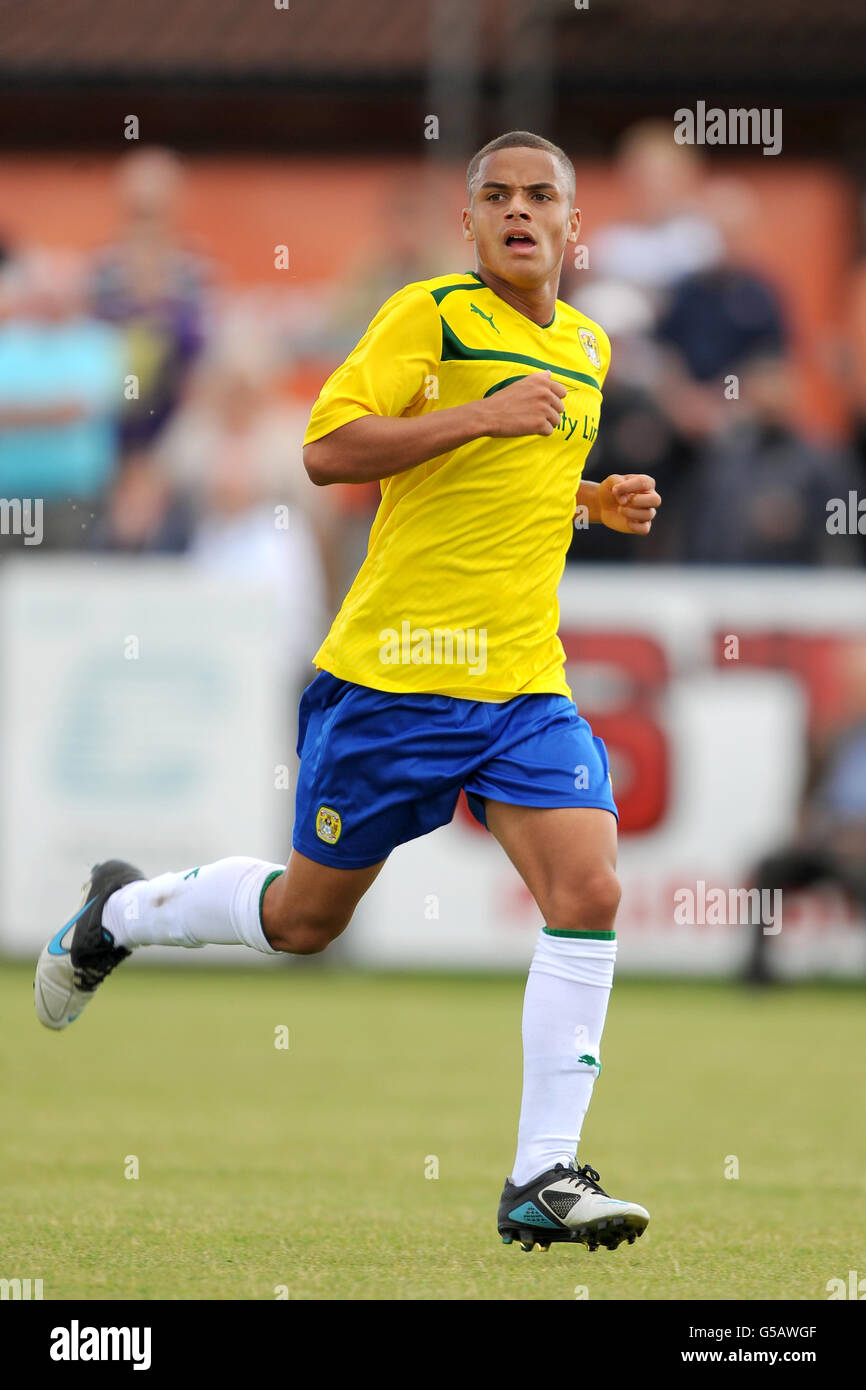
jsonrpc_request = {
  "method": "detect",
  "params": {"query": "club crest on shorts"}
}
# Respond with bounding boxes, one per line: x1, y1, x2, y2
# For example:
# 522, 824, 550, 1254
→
316, 806, 342, 845
578, 327, 601, 370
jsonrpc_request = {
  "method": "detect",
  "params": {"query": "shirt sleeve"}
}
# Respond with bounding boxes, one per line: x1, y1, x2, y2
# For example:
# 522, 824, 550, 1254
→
303, 283, 442, 445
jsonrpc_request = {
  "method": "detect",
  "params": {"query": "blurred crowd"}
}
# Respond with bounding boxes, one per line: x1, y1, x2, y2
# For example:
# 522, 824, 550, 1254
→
1, 130, 866, 621
0, 148, 336, 674
561, 122, 866, 567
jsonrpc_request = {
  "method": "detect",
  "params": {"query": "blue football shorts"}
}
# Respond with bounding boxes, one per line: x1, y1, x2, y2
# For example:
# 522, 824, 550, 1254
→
292, 670, 618, 869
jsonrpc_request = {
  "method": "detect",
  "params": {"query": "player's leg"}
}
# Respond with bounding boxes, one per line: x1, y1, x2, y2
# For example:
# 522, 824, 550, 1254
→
261, 850, 385, 954
486, 803, 647, 1251
487, 800, 620, 933
33, 850, 384, 1031
485, 803, 620, 1178
33, 669, 390, 1030
462, 695, 648, 1251
105, 849, 385, 956
34, 670, 468, 1030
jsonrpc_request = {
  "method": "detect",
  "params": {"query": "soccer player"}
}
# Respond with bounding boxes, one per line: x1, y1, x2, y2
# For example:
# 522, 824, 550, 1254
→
35, 131, 661, 1254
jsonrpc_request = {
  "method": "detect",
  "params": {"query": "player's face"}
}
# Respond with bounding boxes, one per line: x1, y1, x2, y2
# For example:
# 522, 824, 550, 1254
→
462, 148, 580, 289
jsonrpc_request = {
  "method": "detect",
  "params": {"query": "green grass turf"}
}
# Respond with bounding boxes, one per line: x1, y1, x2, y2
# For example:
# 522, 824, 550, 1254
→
2, 962, 865, 1301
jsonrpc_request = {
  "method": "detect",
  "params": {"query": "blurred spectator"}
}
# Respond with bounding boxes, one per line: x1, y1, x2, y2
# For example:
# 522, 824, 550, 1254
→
0, 232, 14, 316
571, 123, 731, 549
746, 641, 866, 983
843, 192, 866, 480
157, 357, 302, 503
330, 178, 444, 350
0, 249, 124, 546
648, 180, 791, 507
681, 356, 863, 566
186, 486, 326, 687
568, 325, 692, 564
656, 180, 788, 384
89, 147, 211, 450
90, 449, 193, 554
566, 277, 695, 563
151, 352, 334, 674
591, 121, 722, 307
154, 353, 340, 607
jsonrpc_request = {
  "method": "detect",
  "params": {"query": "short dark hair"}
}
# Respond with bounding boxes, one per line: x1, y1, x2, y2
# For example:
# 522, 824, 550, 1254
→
466, 130, 575, 201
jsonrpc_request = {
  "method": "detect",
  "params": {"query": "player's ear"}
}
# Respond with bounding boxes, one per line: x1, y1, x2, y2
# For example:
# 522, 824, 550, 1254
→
461, 208, 475, 243
567, 207, 582, 243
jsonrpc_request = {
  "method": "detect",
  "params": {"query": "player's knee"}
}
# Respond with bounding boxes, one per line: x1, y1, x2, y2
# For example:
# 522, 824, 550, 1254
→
546, 870, 621, 934
287, 929, 333, 956
262, 900, 341, 956
267, 919, 336, 955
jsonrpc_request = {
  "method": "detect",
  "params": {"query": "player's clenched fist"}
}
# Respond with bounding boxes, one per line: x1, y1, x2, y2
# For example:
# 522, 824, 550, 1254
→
597, 474, 662, 535
479, 371, 568, 438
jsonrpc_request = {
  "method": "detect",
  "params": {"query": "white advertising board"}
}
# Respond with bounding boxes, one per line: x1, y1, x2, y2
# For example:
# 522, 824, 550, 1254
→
0, 558, 289, 964
2, 561, 864, 977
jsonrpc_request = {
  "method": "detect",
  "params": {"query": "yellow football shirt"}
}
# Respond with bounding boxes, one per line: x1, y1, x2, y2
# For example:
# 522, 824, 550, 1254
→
303, 271, 610, 701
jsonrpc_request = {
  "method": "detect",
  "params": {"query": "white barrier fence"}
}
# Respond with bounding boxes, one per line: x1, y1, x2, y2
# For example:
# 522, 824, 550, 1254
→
1, 558, 864, 977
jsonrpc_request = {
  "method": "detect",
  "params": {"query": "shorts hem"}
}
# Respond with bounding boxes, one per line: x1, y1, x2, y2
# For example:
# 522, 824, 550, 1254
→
291, 835, 388, 870
467, 792, 619, 823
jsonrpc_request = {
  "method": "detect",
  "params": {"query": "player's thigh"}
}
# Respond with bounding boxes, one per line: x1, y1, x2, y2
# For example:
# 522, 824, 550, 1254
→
484, 801, 620, 931
263, 849, 386, 950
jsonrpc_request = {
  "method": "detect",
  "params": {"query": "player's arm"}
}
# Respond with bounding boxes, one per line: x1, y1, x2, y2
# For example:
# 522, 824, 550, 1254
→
577, 474, 661, 536
304, 372, 567, 486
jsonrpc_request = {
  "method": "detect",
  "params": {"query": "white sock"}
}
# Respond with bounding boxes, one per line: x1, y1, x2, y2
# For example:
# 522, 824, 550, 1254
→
103, 857, 284, 955
511, 928, 617, 1187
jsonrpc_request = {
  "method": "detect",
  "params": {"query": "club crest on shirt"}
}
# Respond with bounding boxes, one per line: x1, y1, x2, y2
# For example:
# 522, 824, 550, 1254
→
316, 806, 342, 845
578, 327, 601, 370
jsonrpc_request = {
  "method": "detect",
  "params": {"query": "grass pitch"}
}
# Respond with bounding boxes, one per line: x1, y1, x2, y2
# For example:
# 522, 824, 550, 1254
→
2, 963, 864, 1301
